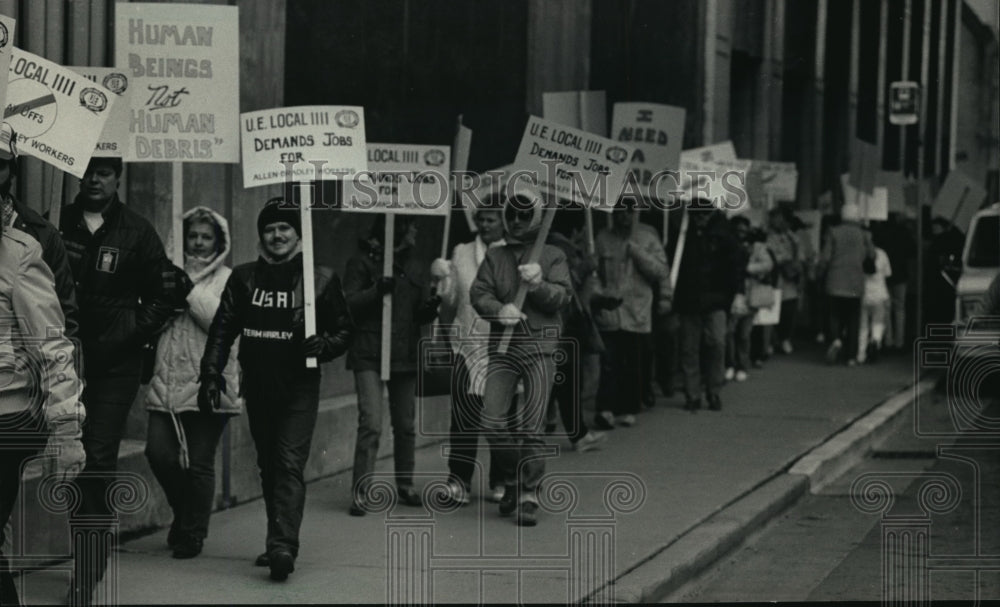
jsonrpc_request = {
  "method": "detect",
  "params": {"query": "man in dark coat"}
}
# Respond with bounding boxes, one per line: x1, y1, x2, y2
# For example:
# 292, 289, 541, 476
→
672, 198, 744, 411
344, 214, 439, 516
200, 197, 353, 581
61, 157, 178, 604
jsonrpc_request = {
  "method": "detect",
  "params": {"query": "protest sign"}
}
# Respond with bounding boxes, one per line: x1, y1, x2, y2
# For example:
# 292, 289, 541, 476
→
680, 154, 753, 212
0, 15, 14, 115
116, 3, 239, 163
241, 105, 367, 188
611, 102, 686, 197
876, 170, 906, 213
448, 120, 474, 252
71, 67, 133, 158
4, 47, 115, 179
841, 173, 888, 221
512, 115, 634, 212
932, 169, 987, 233
848, 138, 878, 194
342, 143, 450, 216
750, 160, 798, 202
680, 141, 737, 165
542, 90, 607, 136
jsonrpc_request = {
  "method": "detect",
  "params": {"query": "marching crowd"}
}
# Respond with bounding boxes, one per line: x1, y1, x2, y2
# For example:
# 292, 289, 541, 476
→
0, 112, 932, 601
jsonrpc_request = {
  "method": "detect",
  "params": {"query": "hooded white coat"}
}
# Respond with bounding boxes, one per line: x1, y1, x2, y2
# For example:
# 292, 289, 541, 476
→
146, 207, 241, 415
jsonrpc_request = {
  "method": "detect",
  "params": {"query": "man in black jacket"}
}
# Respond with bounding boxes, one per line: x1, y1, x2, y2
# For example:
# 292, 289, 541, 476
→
61, 156, 177, 604
200, 197, 353, 582
672, 198, 744, 412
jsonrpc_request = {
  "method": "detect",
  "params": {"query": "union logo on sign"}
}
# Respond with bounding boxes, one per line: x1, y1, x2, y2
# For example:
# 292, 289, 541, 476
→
103, 73, 128, 95
606, 146, 629, 164
424, 149, 446, 167
0, 22, 8, 50
80, 88, 108, 113
335, 110, 360, 129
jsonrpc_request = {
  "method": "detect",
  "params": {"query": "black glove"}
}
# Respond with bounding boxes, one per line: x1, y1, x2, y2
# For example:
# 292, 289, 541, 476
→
591, 294, 624, 311
197, 375, 225, 414
303, 334, 326, 358
415, 295, 442, 323
376, 276, 396, 296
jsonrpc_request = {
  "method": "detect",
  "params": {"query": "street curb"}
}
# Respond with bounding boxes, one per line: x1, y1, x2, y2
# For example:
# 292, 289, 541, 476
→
606, 378, 937, 604
788, 378, 937, 492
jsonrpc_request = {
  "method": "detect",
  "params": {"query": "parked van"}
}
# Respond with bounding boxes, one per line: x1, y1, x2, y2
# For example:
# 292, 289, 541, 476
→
955, 202, 1000, 324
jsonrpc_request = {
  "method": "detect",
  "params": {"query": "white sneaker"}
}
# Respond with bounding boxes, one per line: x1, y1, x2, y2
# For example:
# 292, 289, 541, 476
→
572, 431, 607, 452
781, 340, 793, 354
735, 370, 748, 382
615, 414, 636, 427
725, 367, 735, 381
486, 485, 505, 503
815, 333, 825, 344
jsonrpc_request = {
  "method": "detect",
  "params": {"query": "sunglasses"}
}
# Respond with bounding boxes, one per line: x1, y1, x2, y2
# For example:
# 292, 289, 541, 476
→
505, 208, 535, 223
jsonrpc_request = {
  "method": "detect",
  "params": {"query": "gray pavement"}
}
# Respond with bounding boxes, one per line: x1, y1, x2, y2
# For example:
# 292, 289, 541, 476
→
19, 346, 918, 604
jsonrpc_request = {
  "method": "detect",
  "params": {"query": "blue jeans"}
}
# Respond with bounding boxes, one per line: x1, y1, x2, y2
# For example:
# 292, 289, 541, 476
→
480, 349, 557, 495
679, 310, 727, 400
351, 371, 417, 496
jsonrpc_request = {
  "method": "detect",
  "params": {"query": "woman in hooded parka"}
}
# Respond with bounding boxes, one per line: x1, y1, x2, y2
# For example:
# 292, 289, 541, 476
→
144, 207, 241, 559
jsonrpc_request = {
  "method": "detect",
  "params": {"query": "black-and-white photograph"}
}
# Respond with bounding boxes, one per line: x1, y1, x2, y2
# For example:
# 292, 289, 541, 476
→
0, 0, 997, 604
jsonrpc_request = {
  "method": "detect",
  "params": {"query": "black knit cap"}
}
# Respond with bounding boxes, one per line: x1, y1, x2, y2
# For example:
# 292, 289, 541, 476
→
85, 156, 123, 177
257, 197, 301, 238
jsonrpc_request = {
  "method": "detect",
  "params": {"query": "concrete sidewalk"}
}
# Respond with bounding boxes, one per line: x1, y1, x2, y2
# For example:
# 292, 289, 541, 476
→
20, 345, 921, 604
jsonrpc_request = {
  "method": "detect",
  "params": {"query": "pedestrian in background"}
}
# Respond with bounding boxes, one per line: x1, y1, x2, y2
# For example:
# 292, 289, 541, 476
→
145, 207, 241, 560
470, 188, 572, 527
61, 157, 178, 604
857, 243, 892, 364
545, 207, 607, 450
875, 212, 915, 351
673, 198, 744, 411
592, 196, 670, 428
766, 207, 803, 355
345, 215, 440, 515
820, 202, 874, 366
433, 196, 508, 506
200, 198, 353, 581
726, 216, 773, 383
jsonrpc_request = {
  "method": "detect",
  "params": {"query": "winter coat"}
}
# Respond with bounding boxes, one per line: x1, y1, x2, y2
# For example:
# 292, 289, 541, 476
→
146, 208, 241, 416
0, 226, 82, 424
9, 196, 79, 342
343, 249, 436, 373
545, 231, 605, 353
470, 238, 572, 355
862, 248, 892, 306
437, 236, 503, 361
672, 212, 744, 314
593, 223, 669, 334
201, 252, 353, 380
821, 222, 874, 299
766, 230, 803, 301
61, 194, 176, 379
742, 240, 775, 306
